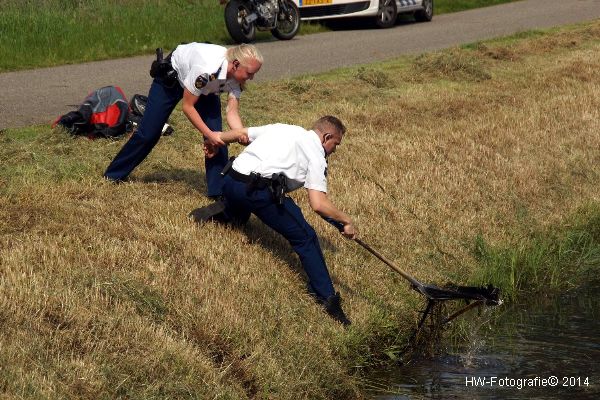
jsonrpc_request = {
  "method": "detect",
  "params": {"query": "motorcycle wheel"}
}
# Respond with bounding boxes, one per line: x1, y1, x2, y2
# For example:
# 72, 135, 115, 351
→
271, 0, 300, 41
225, 0, 256, 43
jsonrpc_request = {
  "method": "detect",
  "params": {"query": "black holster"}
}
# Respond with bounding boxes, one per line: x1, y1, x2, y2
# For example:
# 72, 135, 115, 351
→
246, 173, 267, 194
150, 48, 178, 87
224, 165, 288, 205
269, 173, 288, 205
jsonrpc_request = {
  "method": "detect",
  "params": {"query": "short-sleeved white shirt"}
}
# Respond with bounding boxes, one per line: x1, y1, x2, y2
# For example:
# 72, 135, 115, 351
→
232, 124, 328, 193
171, 43, 242, 99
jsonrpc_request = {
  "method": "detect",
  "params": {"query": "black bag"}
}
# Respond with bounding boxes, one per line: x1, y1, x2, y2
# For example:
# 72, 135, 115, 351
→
53, 86, 130, 138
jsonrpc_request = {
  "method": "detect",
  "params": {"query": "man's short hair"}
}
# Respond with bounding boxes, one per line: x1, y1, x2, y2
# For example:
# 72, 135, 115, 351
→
313, 115, 346, 136
226, 44, 264, 65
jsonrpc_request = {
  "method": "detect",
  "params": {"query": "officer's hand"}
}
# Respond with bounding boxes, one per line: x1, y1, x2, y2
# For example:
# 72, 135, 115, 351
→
206, 131, 226, 148
342, 222, 358, 240
238, 133, 250, 145
204, 142, 217, 158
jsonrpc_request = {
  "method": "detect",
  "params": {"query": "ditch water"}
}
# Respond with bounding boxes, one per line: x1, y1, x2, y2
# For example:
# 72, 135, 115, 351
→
370, 285, 600, 399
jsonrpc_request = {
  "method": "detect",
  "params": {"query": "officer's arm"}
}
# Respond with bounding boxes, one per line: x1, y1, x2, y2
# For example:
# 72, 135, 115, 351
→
307, 189, 357, 239
205, 127, 250, 158
219, 128, 249, 145
182, 88, 225, 147
225, 96, 243, 130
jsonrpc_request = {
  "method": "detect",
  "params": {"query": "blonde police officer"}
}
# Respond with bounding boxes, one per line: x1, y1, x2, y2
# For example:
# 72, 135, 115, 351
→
190, 116, 358, 325
104, 43, 263, 199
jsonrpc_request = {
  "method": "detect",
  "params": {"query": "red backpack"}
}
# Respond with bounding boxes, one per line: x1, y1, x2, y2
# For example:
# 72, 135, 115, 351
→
53, 86, 130, 138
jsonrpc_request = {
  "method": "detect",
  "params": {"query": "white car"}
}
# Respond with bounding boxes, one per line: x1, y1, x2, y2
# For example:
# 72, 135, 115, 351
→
294, 0, 433, 28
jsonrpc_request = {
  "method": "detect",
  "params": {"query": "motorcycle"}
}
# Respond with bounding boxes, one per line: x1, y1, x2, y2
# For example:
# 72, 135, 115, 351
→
222, 0, 300, 43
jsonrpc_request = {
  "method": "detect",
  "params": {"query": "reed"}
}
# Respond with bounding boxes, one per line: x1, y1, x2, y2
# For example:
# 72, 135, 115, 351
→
473, 205, 600, 302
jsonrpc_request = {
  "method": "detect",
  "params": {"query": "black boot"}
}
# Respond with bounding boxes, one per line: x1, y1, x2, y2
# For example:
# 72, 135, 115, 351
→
322, 293, 351, 326
189, 200, 228, 224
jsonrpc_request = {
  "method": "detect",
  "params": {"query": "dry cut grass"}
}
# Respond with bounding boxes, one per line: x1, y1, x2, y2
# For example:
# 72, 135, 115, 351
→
1, 20, 600, 399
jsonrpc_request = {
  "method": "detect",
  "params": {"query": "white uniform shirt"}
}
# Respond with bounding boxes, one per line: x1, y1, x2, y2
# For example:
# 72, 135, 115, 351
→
232, 124, 328, 193
171, 43, 242, 99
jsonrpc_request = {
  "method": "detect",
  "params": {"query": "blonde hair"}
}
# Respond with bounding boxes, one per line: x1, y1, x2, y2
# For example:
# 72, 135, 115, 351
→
226, 44, 264, 66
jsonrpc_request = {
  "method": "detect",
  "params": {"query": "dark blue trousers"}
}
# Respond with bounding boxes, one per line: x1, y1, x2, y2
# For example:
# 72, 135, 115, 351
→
222, 175, 336, 300
104, 78, 228, 197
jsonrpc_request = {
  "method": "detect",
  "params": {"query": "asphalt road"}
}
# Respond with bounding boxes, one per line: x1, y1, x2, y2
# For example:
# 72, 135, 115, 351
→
1, 0, 599, 130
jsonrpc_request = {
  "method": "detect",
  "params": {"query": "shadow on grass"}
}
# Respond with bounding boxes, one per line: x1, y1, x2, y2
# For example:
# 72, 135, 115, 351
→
138, 167, 207, 193
241, 218, 337, 276
240, 218, 386, 309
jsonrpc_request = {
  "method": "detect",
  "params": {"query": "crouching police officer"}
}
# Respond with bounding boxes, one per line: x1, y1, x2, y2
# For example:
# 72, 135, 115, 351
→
104, 43, 263, 198
190, 116, 358, 325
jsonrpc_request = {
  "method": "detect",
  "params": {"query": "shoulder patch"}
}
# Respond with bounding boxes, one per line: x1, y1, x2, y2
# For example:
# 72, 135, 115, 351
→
195, 74, 209, 89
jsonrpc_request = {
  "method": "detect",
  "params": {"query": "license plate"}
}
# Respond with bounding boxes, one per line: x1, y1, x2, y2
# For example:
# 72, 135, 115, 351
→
301, 0, 333, 6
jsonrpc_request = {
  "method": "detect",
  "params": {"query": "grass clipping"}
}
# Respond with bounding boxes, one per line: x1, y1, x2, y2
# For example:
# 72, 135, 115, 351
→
1, 21, 600, 399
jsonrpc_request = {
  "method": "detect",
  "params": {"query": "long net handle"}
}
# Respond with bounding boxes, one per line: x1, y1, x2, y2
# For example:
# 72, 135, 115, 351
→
353, 238, 423, 288
322, 216, 424, 289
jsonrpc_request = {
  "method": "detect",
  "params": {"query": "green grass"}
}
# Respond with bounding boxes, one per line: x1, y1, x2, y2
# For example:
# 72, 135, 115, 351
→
472, 205, 600, 302
0, 0, 519, 72
0, 0, 228, 71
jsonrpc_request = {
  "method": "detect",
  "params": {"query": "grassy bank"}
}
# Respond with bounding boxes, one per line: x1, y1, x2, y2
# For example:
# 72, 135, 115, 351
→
0, 0, 519, 72
472, 204, 600, 302
2, 20, 600, 399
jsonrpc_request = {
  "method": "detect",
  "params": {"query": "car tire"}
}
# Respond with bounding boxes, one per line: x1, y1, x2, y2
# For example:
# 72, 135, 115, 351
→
375, 0, 397, 28
414, 0, 433, 22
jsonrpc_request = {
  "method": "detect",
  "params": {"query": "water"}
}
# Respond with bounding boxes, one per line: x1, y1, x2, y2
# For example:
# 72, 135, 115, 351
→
370, 288, 600, 399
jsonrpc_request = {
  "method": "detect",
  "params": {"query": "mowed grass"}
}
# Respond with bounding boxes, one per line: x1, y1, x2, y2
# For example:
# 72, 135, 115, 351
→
2, 21, 600, 398
0, 0, 519, 72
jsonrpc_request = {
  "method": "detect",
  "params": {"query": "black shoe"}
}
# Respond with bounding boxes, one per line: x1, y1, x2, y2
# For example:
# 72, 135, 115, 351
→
322, 293, 351, 326
189, 201, 227, 224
